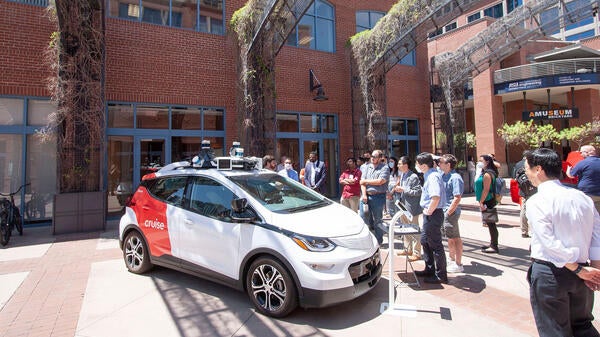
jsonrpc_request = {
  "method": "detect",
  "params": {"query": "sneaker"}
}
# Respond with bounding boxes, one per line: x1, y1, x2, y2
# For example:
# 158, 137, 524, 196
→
447, 259, 456, 267
522, 233, 530, 238
396, 250, 411, 256
482, 246, 499, 254
408, 255, 422, 262
447, 263, 464, 273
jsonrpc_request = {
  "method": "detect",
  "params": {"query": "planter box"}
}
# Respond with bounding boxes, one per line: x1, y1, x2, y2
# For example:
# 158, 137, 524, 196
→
53, 191, 106, 234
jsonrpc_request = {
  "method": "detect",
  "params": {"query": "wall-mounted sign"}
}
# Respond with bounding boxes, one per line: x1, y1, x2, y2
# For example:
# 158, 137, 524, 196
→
522, 108, 579, 121
496, 73, 600, 94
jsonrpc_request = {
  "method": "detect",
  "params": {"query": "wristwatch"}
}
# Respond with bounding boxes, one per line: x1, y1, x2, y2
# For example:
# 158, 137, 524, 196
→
573, 264, 583, 274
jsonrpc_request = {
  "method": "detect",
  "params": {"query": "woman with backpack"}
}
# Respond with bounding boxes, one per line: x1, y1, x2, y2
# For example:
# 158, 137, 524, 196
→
475, 154, 500, 253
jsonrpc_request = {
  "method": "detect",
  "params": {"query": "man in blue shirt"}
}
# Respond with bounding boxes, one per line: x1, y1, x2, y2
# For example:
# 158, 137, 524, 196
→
567, 145, 600, 213
414, 152, 448, 284
360, 149, 390, 245
440, 154, 464, 273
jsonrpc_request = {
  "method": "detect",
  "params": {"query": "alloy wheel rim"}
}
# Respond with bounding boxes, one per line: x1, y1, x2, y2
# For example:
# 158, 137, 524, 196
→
125, 236, 144, 269
251, 264, 286, 312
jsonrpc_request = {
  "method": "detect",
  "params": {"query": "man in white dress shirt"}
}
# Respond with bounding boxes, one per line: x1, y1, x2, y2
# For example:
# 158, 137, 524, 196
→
524, 148, 600, 337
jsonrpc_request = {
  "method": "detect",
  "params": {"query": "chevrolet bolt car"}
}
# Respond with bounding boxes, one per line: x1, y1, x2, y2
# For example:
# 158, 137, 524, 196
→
119, 154, 381, 317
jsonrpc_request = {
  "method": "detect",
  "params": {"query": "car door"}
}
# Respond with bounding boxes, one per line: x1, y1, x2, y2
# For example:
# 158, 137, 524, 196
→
176, 175, 242, 279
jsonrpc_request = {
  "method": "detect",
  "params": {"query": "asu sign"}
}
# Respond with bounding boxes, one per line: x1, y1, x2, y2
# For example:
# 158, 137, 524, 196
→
522, 108, 579, 121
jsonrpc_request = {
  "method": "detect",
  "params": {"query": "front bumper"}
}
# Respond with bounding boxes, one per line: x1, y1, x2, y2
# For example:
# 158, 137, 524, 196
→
299, 250, 382, 308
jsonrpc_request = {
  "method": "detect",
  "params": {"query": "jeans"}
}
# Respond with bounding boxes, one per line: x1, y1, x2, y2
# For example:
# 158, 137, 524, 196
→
360, 194, 386, 244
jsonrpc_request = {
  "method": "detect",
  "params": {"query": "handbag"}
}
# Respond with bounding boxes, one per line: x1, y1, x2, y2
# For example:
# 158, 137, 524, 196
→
481, 208, 498, 223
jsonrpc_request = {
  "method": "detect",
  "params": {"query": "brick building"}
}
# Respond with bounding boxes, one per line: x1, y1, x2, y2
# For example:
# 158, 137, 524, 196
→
1, 0, 599, 227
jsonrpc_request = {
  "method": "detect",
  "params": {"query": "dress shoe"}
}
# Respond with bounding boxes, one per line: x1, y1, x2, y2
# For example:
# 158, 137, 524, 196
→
424, 275, 448, 284
522, 234, 530, 238
414, 269, 434, 277
482, 246, 499, 254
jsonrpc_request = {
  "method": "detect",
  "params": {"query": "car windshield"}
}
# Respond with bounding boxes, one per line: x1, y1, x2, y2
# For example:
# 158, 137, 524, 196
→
229, 173, 330, 213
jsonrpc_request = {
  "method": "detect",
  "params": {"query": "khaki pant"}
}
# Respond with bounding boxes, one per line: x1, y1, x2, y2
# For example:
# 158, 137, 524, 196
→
340, 196, 360, 213
403, 214, 422, 257
589, 194, 600, 215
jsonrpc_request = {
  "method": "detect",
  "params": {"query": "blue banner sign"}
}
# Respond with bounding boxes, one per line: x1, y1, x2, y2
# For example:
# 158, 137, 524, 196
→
522, 108, 579, 121
496, 73, 600, 94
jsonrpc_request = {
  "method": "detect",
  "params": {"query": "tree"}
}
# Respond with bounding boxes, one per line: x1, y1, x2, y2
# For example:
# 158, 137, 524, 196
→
497, 120, 559, 149
558, 119, 600, 150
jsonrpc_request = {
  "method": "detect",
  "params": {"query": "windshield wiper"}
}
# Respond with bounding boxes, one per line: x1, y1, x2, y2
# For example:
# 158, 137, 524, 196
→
286, 199, 330, 213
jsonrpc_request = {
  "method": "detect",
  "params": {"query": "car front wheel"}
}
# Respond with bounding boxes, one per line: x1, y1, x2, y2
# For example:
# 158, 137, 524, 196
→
123, 231, 153, 274
246, 257, 298, 317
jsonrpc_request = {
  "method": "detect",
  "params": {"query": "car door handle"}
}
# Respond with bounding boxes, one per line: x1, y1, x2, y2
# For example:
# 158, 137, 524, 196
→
184, 219, 193, 226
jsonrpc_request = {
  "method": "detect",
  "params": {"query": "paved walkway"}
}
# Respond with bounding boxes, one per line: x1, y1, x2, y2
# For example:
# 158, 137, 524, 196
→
0, 195, 599, 337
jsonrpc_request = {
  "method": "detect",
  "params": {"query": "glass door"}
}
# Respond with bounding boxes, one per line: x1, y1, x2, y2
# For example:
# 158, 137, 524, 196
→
139, 138, 166, 179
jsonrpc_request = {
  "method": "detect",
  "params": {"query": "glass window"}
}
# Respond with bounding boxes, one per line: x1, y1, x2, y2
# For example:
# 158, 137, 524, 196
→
172, 136, 201, 162
0, 135, 23, 201
25, 134, 56, 221
507, 0, 522, 13
108, 136, 134, 214
203, 108, 224, 131
141, 0, 170, 26
28, 99, 55, 126
467, 12, 481, 22
407, 120, 418, 136
316, 17, 334, 52
148, 176, 188, 206
188, 176, 235, 221
399, 51, 416, 66
7, 0, 48, 6
540, 7, 560, 35
108, 103, 134, 128
445, 22, 457, 32
566, 0, 594, 30
566, 29, 595, 41
277, 114, 298, 132
484, 3, 503, 18
356, 10, 415, 66
356, 11, 384, 32
322, 115, 335, 133
200, 0, 224, 34
110, 0, 223, 34
300, 114, 320, 133
136, 105, 169, 129
286, 0, 334, 52
390, 120, 406, 135
0, 98, 24, 125
172, 106, 201, 130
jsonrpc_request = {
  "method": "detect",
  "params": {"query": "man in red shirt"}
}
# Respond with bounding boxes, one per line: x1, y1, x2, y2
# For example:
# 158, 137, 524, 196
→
339, 157, 362, 213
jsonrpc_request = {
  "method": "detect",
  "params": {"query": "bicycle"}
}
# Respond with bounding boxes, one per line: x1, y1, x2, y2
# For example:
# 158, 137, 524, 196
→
0, 183, 29, 246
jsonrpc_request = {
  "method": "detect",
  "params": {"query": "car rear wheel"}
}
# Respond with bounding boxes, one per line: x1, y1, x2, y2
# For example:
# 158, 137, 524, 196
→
123, 231, 153, 274
246, 257, 298, 317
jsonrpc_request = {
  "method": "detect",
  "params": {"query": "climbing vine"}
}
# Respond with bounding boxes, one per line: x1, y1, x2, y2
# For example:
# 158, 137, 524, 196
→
43, 0, 105, 193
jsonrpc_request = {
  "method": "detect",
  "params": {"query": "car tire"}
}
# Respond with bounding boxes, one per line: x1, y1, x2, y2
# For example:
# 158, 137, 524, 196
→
123, 230, 153, 274
246, 256, 298, 318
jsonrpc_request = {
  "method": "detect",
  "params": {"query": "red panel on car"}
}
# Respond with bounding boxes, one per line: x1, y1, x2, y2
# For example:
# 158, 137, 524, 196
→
131, 187, 172, 257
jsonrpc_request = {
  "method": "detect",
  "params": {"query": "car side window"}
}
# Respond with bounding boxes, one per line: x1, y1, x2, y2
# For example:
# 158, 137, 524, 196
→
188, 176, 236, 221
147, 176, 188, 206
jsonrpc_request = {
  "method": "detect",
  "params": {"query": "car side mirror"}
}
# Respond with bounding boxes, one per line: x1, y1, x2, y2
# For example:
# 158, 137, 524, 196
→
231, 198, 248, 213
230, 198, 256, 223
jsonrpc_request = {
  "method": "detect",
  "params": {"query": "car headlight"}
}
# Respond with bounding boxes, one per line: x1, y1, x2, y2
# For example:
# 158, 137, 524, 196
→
291, 234, 336, 252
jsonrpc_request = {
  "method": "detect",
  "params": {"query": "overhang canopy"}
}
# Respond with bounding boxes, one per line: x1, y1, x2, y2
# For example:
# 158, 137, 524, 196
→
533, 44, 600, 62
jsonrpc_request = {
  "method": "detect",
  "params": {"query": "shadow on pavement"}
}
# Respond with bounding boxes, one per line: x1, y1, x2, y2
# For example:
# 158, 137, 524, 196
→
461, 237, 531, 273
143, 265, 390, 337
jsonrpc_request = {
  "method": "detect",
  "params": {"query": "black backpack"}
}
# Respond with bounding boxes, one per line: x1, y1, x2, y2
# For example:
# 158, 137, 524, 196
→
515, 167, 537, 198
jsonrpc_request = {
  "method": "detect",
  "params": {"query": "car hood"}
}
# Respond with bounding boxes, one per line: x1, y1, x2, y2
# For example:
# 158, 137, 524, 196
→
267, 202, 367, 238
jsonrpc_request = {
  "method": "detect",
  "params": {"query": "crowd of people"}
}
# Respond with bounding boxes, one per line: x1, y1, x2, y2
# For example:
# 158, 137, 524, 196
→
263, 145, 600, 335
